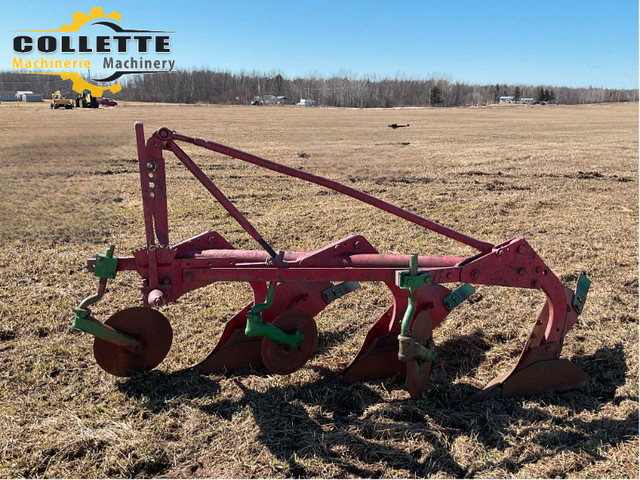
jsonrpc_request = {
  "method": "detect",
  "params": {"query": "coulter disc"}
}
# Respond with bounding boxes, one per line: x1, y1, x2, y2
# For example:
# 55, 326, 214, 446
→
405, 309, 434, 399
93, 307, 173, 377
261, 310, 318, 375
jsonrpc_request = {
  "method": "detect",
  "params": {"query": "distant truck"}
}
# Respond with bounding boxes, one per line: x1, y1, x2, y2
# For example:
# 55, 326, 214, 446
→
296, 98, 316, 107
99, 97, 117, 106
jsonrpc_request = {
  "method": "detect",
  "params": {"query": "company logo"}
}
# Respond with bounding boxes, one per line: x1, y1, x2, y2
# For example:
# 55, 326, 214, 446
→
11, 7, 175, 96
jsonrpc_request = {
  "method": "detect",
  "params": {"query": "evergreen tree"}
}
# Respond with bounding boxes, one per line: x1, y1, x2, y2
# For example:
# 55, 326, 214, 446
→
429, 85, 443, 105
537, 86, 546, 102
513, 86, 522, 102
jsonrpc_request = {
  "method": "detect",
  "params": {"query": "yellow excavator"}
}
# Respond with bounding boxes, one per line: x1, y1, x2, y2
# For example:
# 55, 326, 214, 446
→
75, 89, 99, 108
51, 91, 75, 109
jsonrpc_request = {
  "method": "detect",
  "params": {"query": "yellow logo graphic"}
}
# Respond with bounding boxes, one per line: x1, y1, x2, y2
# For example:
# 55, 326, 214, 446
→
26, 71, 122, 97
16, 7, 122, 96
18, 6, 122, 32
13, 7, 175, 97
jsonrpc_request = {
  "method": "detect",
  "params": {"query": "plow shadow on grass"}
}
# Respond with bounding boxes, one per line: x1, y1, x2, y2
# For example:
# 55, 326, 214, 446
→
117, 340, 634, 478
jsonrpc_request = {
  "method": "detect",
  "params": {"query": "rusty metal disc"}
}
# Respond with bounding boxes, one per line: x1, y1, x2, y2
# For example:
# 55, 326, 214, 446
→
406, 309, 434, 399
93, 307, 173, 377
261, 310, 318, 375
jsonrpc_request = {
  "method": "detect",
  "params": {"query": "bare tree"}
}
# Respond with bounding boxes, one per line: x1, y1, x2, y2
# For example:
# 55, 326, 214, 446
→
1, 70, 636, 107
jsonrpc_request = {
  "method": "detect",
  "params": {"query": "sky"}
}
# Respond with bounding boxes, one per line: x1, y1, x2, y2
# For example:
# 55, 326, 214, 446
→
1, 0, 638, 89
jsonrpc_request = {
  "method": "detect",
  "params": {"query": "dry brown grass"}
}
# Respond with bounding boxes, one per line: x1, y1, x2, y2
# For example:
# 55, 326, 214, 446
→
0, 102, 637, 478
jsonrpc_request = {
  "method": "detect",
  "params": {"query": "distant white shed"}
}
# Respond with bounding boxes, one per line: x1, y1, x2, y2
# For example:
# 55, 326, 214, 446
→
16, 90, 33, 101
254, 94, 287, 105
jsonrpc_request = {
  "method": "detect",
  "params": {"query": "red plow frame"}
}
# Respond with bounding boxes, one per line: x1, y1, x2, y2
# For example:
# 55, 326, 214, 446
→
73, 123, 591, 402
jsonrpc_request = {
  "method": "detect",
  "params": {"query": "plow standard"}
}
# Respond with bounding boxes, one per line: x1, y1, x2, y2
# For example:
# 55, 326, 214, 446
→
73, 123, 591, 402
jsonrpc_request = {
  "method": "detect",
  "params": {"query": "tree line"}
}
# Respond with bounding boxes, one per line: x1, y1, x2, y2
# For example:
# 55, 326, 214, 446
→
0, 70, 637, 107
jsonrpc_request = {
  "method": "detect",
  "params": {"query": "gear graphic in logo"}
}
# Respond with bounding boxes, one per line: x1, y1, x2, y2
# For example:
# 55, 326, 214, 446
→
58, 7, 122, 31
18, 8, 123, 96
20, 7, 122, 32
29, 72, 122, 97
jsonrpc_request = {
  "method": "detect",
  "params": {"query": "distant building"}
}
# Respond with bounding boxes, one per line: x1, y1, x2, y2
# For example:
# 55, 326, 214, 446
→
24, 94, 43, 102
1, 92, 18, 101
16, 90, 33, 101
253, 94, 287, 105
499, 96, 537, 105
1, 91, 43, 102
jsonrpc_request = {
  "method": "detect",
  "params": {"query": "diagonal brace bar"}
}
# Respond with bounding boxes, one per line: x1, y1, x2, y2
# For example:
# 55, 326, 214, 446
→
166, 139, 277, 258
166, 130, 494, 253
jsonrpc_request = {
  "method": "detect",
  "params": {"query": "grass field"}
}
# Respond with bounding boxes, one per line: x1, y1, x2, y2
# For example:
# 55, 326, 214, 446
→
0, 102, 637, 478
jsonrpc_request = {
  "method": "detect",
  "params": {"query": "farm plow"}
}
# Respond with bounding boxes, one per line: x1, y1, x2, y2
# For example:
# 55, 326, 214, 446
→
73, 122, 591, 402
